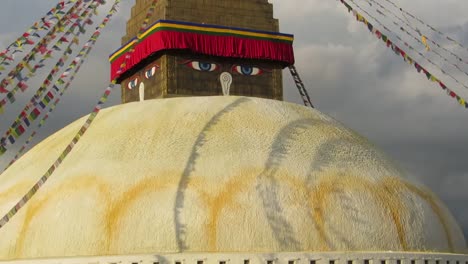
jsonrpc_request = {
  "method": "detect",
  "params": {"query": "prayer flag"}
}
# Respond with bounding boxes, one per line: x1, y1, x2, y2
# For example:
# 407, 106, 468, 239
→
18, 81, 28, 92
15, 125, 25, 137
421, 35, 430, 51
29, 108, 40, 120
39, 100, 46, 109
459, 98, 465, 106
0, 145, 6, 155
23, 117, 30, 127
7, 92, 15, 103
7, 135, 15, 144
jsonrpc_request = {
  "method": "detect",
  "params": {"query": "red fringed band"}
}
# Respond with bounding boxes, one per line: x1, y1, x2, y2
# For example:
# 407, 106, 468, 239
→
109, 20, 295, 81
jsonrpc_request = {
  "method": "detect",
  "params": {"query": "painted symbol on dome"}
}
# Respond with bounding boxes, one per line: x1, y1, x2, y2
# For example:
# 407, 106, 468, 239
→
231, 65, 263, 76
185, 61, 220, 72
127, 77, 139, 90
139, 82, 145, 102
144, 65, 160, 79
220, 72, 233, 96
182, 60, 265, 76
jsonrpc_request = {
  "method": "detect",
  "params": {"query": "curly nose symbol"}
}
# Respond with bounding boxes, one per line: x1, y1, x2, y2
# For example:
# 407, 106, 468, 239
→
220, 72, 232, 96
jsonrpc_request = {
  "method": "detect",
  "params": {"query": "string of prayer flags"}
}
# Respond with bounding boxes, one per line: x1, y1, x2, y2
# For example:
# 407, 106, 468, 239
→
0, 0, 99, 113
367, 0, 468, 67
0, 0, 119, 152
0, 0, 123, 230
366, 0, 468, 83
380, 0, 468, 54
4, 67, 82, 171
0, 0, 85, 97
349, 0, 468, 91
0, 0, 78, 71
339, 0, 468, 110
0, 7, 79, 79
138, 0, 158, 37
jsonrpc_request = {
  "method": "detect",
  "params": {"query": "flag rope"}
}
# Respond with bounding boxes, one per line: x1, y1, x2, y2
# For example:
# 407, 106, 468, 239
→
338, 0, 468, 109
0, 0, 85, 97
0, 1, 105, 151
0, 1, 99, 114
380, 0, 468, 54
348, 0, 468, 91
368, 0, 468, 67
0, 0, 78, 69
365, 0, 468, 85
0, 0, 160, 230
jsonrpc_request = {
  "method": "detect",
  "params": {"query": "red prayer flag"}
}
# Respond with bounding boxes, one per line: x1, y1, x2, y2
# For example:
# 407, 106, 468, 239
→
16, 125, 25, 135
18, 81, 28, 92
439, 81, 447, 90
38, 45, 48, 54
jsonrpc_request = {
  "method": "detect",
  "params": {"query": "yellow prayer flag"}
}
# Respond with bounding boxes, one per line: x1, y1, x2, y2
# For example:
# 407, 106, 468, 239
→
460, 98, 466, 106
357, 14, 365, 22
421, 35, 430, 51
15, 40, 23, 50
405, 55, 413, 65
23, 62, 34, 73
430, 75, 438, 82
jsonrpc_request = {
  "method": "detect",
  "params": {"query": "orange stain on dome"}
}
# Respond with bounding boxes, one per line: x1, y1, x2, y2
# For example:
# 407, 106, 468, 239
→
0, 181, 34, 203
196, 172, 256, 251
402, 182, 454, 252
308, 172, 408, 250
105, 174, 176, 252
15, 176, 112, 257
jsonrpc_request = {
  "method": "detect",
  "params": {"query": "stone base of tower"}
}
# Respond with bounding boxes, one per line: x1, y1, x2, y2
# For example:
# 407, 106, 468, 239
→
120, 52, 284, 104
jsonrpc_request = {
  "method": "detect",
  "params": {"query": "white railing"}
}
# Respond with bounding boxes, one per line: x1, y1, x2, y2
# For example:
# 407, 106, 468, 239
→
1, 252, 467, 264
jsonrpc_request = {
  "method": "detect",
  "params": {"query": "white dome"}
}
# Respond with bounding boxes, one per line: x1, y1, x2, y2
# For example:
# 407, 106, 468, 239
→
0, 96, 465, 260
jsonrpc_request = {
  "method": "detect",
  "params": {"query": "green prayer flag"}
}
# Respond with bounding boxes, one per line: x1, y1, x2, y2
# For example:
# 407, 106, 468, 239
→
0, 145, 6, 155
7, 93, 15, 103
29, 112, 38, 120
14, 127, 23, 137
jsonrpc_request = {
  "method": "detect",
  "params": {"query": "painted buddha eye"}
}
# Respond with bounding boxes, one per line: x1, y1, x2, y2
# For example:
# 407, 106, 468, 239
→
232, 65, 263, 76
144, 65, 159, 79
127, 77, 139, 90
187, 61, 220, 72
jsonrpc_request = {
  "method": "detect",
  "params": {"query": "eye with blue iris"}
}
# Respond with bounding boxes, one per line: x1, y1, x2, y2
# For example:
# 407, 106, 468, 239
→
187, 61, 220, 72
144, 65, 159, 79
232, 65, 263, 76
127, 77, 139, 90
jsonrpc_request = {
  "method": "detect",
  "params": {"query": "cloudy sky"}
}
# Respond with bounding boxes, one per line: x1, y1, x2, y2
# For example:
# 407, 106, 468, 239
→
0, 0, 467, 241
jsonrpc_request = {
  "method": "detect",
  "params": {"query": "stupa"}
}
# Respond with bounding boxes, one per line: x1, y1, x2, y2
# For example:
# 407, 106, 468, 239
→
0, 0, 466, 264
